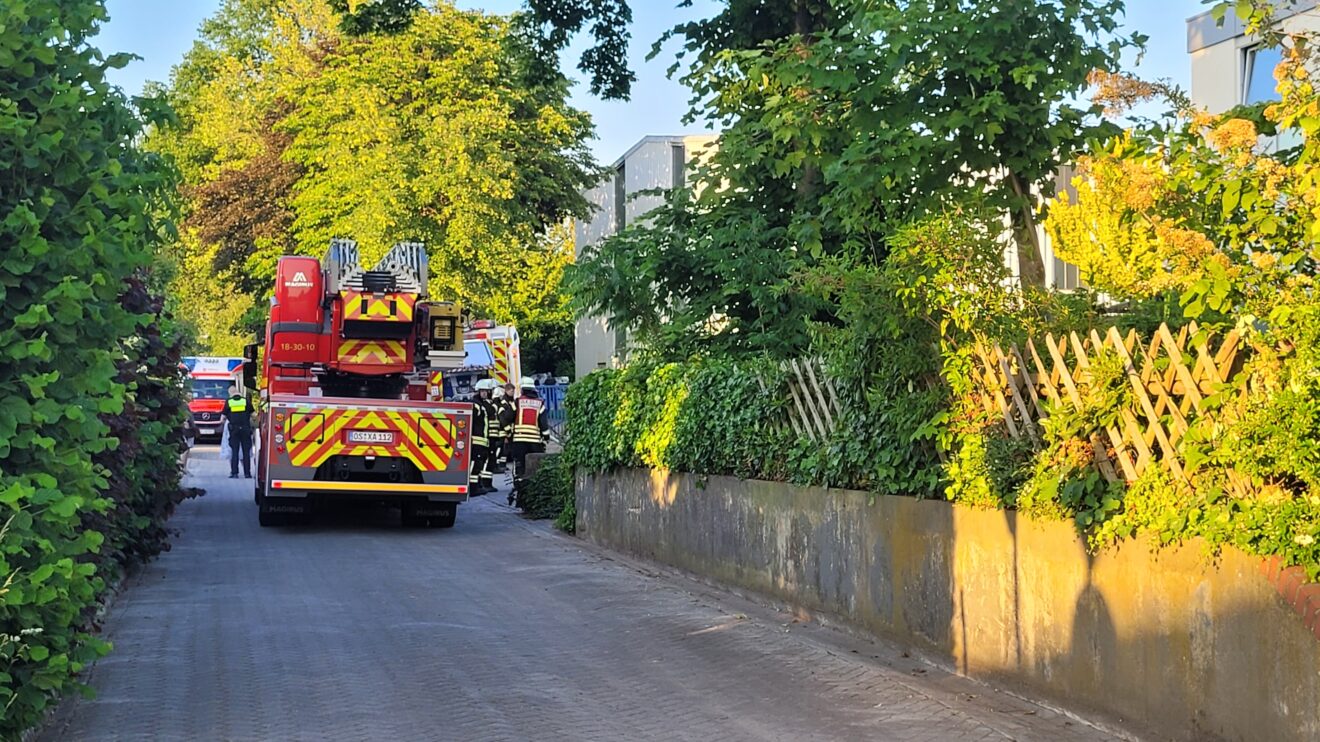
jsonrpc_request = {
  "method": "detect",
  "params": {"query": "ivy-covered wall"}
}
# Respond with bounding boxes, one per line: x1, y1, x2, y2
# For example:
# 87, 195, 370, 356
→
564, 329, 1320, 586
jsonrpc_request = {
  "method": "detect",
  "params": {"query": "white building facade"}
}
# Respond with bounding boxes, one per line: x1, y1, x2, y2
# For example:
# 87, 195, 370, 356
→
1188, 1, 1320, 117
573, 134, 718, 381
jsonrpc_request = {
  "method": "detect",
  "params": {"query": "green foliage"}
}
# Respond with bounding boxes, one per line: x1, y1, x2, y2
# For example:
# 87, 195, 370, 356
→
328, 0, 420, 35
519, 454, 574, 531
567, 187, 825, 360
91, 279, 194, 568
566, 196, 1320, 580
565, 0, 1320, 586
519, 0, 634, 100
564, 359, 791, 482
573, 0, 1133, 360
0, 0, 186, 734
801, 210, 1047, 497
518, 317, 574, 379
752, 0, 1132, 285
554, 490, 577, 534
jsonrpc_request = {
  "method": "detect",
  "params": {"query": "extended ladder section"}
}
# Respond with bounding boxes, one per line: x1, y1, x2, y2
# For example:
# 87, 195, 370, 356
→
371, 242, 428, 297
323, 238, 360, 297
325, 241, 428, 297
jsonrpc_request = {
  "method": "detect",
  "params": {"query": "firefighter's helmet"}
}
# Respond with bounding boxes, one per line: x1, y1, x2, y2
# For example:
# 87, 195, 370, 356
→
520, 378, 536, 391
475, 379, 495, 391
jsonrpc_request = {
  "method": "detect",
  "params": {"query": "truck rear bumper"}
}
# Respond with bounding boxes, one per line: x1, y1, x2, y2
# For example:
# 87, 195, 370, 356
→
268, 479, 468, 502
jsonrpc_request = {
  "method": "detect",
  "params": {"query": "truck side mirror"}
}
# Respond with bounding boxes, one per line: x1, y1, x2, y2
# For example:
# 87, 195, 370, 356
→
242, 343, 258, 390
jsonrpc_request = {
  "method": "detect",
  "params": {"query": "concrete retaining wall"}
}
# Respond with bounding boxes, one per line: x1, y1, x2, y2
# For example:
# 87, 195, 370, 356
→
577, 468, 1320, 741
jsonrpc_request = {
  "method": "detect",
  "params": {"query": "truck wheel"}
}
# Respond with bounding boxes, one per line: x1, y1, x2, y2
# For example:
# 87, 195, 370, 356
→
429, 504, 457, 529
259, 497, 303, 527
400, 502, 428, 528
258, 502, 285, 527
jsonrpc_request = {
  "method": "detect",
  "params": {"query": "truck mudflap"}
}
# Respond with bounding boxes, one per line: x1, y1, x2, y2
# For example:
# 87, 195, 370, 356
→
259, 394, 473, 506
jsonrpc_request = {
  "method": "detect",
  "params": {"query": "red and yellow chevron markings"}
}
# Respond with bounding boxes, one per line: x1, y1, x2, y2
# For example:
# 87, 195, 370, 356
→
341, 290, 416, 322
337, 339, 407, 365
491, 340, 510, 385
283, 407, 457, 472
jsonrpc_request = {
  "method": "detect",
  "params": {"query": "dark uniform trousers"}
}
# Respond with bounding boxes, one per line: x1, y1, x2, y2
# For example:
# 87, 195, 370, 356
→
223, 396, 253, 477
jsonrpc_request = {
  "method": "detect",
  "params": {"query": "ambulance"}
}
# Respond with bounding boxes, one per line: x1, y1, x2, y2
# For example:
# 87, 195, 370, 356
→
445, 321, 522, 400
182, 356, 245, 441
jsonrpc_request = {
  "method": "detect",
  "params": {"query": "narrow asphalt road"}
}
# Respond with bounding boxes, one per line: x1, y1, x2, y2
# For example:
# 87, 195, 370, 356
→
40, 448, 1120, 741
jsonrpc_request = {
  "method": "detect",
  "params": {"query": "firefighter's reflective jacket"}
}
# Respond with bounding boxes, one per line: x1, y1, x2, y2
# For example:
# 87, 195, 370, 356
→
498, 398, 515, 440
470, 400, 490, 449
478, 398, 500, 443
508, 396, 549, 444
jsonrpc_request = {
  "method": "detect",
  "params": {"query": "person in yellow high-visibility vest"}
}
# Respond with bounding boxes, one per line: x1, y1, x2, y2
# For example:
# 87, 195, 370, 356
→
222, 386, 253, 479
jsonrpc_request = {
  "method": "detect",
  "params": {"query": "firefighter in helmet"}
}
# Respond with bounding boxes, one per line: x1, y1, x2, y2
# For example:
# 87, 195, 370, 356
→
475, 378, 499, 493
495, 381, 517, 472
501, 378, 549, 506
468, 379, 495, 494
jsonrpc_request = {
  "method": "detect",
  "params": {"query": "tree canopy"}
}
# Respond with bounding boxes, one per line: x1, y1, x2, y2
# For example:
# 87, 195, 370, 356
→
570, 0, 1135, 359
151, 0, 596, 356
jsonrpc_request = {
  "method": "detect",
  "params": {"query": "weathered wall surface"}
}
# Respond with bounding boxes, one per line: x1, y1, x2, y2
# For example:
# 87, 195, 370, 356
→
577, 469, 1320, 742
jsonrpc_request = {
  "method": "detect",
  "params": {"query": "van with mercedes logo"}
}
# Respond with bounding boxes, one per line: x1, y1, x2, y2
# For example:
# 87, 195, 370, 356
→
183, 356, 245, 442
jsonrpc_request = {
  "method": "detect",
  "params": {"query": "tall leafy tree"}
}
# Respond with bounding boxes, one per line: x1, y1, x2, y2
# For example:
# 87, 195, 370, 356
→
151, 0, 597, 363
278, 3, 596, 324
147, 0, 335, 349
803, 0, 1133, 286
328, 0, 422, 35
519, 0, 634, 99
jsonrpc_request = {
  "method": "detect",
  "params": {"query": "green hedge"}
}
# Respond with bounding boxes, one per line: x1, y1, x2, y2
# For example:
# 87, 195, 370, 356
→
0, 2, 187, 735
564, 359, 793, 483
565, 348, 1320, 580
518, 454, 575, 532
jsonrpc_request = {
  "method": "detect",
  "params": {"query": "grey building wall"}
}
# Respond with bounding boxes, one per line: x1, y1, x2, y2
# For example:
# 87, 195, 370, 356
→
573, 135, 718, 381
1188, 1, 1320, 116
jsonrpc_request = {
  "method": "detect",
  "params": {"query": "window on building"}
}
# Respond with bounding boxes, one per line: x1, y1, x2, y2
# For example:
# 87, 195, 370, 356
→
1052, 255, 1082, 292
1244, 45, 1284, 104
613, 326, 628, 365
671, 143, 686, 190
613, 162, 626, 231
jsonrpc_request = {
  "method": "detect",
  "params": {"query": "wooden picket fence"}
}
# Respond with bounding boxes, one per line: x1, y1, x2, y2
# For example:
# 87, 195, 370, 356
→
768, 358, 841, 442
970, 323, 1245, 484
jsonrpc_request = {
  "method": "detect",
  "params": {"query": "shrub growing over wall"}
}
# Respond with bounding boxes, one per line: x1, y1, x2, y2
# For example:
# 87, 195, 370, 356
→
564, 359, 792, 483
566, 209, 1320, 580
519, 454, 574, 528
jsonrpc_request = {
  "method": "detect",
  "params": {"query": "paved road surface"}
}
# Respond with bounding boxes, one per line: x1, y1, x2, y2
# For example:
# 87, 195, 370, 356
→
40, 448, 1121, 741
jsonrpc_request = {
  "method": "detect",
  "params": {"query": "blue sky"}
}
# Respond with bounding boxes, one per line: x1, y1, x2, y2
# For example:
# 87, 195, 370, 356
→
99, 0, 1213, 163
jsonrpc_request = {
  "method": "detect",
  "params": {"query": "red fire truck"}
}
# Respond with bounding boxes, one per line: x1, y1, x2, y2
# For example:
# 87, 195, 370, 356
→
249, 240, 472, 528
